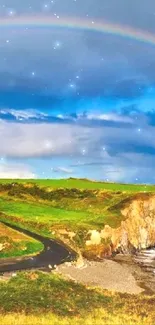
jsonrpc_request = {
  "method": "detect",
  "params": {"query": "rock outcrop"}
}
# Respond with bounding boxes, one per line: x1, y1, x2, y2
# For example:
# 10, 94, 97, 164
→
85, 195, 155, 258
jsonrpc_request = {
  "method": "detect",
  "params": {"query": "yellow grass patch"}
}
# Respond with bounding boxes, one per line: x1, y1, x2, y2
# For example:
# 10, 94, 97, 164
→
0, 309, 154, 325
0, 223, 33, 242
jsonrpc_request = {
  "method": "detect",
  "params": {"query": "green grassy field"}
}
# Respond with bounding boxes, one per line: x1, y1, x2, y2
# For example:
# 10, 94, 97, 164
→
0, 181, 130, 250
0, 180, 153, 253
0, 195, 125, 232
0, 179, 153, 259
0, 178, 155, 192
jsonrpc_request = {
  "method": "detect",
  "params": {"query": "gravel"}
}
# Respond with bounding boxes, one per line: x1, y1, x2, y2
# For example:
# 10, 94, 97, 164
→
55, 259, 144, 294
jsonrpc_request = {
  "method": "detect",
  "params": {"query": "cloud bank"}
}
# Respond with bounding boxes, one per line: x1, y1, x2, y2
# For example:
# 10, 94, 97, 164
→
0, 161, 35, 179
0, 108, 155, 182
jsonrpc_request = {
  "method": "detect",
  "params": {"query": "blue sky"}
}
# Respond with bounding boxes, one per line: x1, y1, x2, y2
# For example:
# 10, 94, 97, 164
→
0, 0, 155, 182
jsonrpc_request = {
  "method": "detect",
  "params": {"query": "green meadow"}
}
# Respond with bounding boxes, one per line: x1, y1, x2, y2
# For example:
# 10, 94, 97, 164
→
0, 177, 155, 191
0, 179, 153, 251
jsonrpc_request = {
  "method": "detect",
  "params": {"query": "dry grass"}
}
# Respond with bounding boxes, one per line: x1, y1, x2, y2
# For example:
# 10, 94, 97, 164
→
0, 309, 154, 325
0, 223, 32, 242
0, 223, 43, 258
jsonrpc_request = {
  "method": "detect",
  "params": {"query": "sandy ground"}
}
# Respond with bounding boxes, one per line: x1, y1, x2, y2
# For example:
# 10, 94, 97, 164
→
54, 259, 144, 294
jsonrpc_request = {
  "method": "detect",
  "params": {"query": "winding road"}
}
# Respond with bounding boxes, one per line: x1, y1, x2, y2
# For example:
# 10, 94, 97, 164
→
0, 221, 77, 273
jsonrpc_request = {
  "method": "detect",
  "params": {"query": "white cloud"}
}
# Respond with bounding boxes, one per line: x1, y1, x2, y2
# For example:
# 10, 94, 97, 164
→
85, 113, 133, 123
52, 167, 73, 173
0, 121, 102, 158
100, 165, 138, 183
0, 118, 155, 161
0, 109, 47, 120
0, 116, 154, 182
0, 162, 35, 179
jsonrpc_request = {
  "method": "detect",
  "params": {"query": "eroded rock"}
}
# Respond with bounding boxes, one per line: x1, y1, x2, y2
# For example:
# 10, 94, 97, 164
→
84, 195, 155, 258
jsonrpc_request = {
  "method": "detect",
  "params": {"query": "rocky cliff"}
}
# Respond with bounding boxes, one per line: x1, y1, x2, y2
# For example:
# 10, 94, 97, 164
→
84, 195, 155, 259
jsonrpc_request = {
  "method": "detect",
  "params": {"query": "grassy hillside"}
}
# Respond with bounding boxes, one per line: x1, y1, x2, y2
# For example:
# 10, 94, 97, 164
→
0, 222, 43, 258
0, 271, 154, 325
0, 182, 130, 238
0, 178, 155, 192
0, 181, 154, 257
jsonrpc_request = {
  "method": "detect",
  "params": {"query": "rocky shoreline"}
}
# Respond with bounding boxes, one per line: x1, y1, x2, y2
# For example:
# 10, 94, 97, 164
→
54, 250, 155, 295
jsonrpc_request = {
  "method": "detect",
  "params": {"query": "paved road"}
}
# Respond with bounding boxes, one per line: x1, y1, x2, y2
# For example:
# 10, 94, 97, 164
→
0, 221, 77, 273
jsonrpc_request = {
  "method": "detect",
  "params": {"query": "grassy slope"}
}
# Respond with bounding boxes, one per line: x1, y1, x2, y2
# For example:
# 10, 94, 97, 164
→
0, 271, 154, 325
0, 223, 43, 258
0, 187, 131, 253
0, 179, 154, 260
0, 177, 155, 191
0, 195, 125, 232
0, 180, 154, 248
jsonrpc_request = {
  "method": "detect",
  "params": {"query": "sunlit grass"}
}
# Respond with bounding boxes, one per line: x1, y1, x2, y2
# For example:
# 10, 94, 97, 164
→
0, 178, 155, 192
0, 223, 43, 258
0, 193, 125, 233
0, 272, 154, 325
0, 311, 154, 325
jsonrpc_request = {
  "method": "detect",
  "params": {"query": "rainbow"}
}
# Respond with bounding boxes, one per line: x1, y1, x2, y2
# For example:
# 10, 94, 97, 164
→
0, 15, 155, 46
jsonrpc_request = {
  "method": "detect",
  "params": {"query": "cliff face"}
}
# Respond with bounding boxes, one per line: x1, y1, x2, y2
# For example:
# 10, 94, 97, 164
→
119, 196, 155, 250
85, 195, 155, 258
